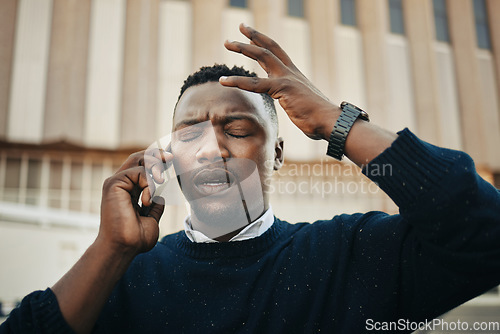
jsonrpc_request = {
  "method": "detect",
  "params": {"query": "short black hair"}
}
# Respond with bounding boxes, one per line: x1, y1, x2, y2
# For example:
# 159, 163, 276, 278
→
175, 64, 278, 134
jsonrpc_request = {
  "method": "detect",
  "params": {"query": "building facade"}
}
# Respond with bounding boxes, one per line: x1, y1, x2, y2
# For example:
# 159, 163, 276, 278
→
0, 0, 499, 327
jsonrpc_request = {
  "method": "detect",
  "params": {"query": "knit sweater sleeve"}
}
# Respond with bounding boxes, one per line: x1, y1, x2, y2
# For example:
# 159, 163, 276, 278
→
0, 289, 74, 334
359, 128, 500, 321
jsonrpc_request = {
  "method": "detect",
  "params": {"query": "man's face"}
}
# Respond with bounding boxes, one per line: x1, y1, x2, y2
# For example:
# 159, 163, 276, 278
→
171, 82, 282, 229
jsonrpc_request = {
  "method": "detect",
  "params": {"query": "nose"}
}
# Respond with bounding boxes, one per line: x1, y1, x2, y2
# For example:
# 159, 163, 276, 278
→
195, 131, 229, 163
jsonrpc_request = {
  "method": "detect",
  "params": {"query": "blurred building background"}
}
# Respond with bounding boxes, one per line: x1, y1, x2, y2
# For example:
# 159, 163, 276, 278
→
0, 0, 499, 329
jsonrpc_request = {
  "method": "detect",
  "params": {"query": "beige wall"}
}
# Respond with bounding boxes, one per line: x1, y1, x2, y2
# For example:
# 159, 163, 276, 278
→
403, 0, 442, 145
486, 0, 500, 110
43, 0, 91, 145
2, 0, 498, 165
157, 0, 192, 137
84, 0, 126, 149
447, 0, 488, 165
434, 43, 463, 150
0, 220, 97, 302
120, 0, 160, 148
0, 0, 18, 140
8, 0, 53, 143
357, 0, 389, 126
191, 0, 226, 71
385, 35, 417, 133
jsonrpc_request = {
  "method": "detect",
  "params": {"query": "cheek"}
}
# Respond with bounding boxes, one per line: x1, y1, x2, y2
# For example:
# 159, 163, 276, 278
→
253, 143, 277, 177
228, 138, 270, 161
171, 145, 195, 174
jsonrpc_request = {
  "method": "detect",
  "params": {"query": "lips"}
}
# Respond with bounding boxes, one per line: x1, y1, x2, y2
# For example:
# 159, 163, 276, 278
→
192, 168, 236, 196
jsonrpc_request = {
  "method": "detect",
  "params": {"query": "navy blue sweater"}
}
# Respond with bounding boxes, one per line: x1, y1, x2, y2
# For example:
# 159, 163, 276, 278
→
2, 129, 500, 333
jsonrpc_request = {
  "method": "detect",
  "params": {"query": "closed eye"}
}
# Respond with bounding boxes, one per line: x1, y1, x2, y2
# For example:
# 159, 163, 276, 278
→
226, 132, 249, 139
178, 130, 203, 142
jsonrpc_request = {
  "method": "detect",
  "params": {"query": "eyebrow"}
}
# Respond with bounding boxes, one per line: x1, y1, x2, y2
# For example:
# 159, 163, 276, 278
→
222, 113, 262, 125
174, 118, 205, 131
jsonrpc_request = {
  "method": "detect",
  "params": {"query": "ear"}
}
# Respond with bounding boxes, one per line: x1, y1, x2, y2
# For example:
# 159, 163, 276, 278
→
273, 137, 284, 171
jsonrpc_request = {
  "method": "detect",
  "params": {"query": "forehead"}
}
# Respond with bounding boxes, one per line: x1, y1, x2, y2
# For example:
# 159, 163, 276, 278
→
174, 82, 271, 129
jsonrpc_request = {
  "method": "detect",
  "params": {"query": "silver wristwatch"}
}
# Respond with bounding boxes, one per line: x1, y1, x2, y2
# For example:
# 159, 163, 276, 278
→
326, 101, 369, 160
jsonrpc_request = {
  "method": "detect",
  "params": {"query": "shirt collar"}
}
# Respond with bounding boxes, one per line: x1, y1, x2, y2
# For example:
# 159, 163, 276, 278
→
183, 207, 275, 243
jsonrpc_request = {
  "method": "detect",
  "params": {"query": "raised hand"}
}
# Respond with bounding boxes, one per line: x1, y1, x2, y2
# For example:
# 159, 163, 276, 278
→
220, 23, 340, 141
51, 148, 171, 333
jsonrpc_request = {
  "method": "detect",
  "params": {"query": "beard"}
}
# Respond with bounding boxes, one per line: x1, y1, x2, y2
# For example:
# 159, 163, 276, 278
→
189, 195, 251, 239
178, 158, 267, 240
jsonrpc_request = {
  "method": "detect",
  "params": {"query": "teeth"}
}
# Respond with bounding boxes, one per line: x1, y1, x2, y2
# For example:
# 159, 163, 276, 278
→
198, 181, 231, 195
195, 170, 233, 194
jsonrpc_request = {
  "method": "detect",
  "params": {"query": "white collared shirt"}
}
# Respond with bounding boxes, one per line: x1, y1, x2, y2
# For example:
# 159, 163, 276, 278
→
183, 207, 275, 243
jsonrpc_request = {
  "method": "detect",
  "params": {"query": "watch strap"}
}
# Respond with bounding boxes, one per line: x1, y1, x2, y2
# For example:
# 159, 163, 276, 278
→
326, 103, 365, 160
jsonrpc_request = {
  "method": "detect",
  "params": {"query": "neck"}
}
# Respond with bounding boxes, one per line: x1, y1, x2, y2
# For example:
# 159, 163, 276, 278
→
190, 203, 269, 242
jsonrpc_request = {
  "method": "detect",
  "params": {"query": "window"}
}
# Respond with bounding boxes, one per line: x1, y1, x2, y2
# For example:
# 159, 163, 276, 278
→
389, 0, 405, 35
340, 0, 356, 26
473, 0, 491, 49
49, 160, 63, 208
433, 0, 450, 42
4, 157, 21, 202
0, 150, 124, 214
26, 159, 42, 205
288, 0, 304, 18
91, 162, 104, 213
229, 0, 247, 8
69, 161, 83, 211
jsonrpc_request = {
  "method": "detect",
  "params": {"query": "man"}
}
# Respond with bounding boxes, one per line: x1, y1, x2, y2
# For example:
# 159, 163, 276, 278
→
2, 24, 500, 333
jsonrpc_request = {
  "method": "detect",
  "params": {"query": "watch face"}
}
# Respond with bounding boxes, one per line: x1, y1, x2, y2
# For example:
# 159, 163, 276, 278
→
341, 101, 370, 122
359, 110, 370, 122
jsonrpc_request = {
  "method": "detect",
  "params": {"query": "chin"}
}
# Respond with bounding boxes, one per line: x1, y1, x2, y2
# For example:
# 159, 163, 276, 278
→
191, 198, 248, 224
190, 199, 253, 239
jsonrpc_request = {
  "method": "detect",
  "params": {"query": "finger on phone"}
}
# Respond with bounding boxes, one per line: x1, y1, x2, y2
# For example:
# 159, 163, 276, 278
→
145, 171, 157, 200
141, 185, 153, 206
144, 150, 173, 184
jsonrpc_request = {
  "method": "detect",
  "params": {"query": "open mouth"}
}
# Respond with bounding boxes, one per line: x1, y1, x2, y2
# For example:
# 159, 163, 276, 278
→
192, 168, 236, 196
